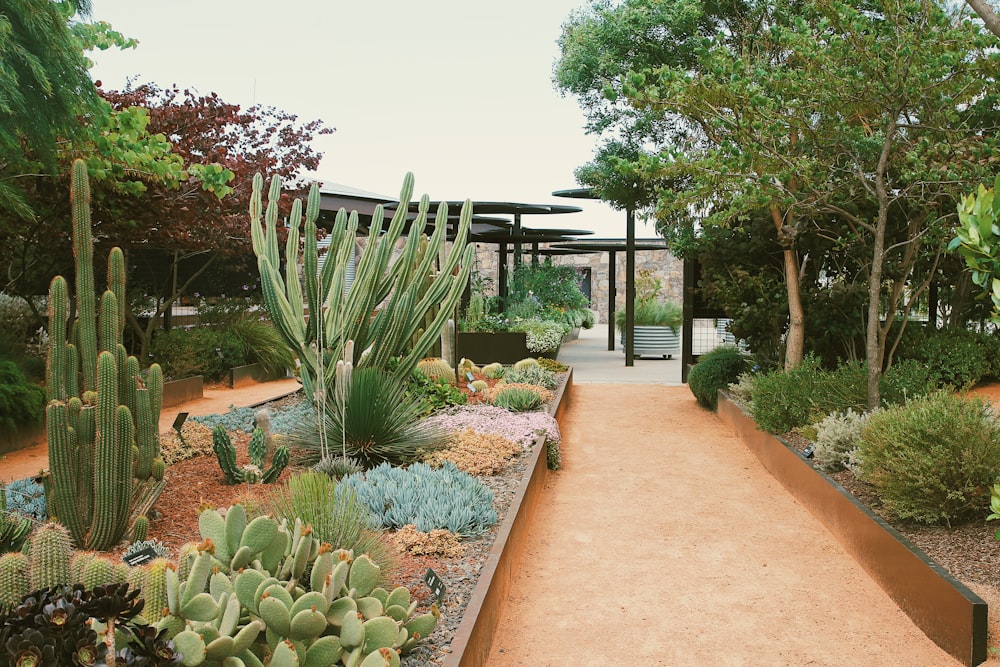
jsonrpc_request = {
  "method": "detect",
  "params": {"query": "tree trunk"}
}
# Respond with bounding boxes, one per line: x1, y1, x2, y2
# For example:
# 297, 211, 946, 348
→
966, 0, 1000, 40
770, 205, 805, 368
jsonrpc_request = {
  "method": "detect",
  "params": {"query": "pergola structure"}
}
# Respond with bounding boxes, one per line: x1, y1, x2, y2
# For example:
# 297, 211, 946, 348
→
552, 239, 668, 354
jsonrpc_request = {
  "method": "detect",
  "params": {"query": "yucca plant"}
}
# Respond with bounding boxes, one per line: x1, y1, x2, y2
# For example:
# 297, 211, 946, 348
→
287, 367, 448, 468
264, 470, 395, 574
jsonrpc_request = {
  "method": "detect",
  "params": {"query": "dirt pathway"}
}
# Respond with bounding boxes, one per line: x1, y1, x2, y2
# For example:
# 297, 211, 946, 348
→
486, 384, 961, 666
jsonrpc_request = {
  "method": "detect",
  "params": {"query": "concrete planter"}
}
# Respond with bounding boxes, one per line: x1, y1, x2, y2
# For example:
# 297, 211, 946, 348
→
619, 325, 680, 359
716, 391, 987, 666
443, 369, 572, 666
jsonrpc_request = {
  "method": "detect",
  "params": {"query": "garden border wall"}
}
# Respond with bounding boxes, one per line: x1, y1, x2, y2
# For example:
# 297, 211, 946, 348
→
229, 363, 287, 388
717, 391, 987, 666
161, 376, 203, 409
443, 367, 572, 666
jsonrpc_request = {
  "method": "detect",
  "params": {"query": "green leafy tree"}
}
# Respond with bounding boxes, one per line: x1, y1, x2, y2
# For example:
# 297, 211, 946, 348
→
558, 0, 1000, 407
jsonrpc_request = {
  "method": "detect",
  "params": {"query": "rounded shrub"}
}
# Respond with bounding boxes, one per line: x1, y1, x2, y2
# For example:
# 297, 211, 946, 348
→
857, 391, 1000, 525
687, 346, 750, 410
812, 409, 871, 473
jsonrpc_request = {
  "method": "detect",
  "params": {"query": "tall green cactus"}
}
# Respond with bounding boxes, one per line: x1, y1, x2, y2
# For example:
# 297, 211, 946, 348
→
44, 159, 167, 551
249, 173, 475, 406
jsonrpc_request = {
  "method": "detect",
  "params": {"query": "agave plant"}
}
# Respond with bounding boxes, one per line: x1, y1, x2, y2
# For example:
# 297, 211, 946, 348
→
286, 367, 448, 468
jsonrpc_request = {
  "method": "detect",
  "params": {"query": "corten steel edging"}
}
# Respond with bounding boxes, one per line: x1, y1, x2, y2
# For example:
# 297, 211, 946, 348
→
161, 375, 203, 408
717, 392, 987, 666
444, 368, 573, 666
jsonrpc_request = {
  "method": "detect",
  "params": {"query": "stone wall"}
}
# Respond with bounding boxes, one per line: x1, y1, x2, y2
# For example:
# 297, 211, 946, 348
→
470, 242, 682, 324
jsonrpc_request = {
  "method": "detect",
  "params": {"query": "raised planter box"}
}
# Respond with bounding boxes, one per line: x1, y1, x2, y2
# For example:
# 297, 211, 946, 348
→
619, 325, 680, 358
229, 363, 288, 389
444, 368, 572, 666
457, 332, 530, 365
161, 375, 203, 409
716, 391, 987, 666
0, 420, 45, 456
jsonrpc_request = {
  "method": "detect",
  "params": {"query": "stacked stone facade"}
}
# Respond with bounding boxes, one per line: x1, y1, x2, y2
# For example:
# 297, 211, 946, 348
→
470, 241, 682, 324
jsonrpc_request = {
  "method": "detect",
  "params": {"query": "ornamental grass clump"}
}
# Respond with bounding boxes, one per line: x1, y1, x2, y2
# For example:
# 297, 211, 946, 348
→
857, 391, 1000, 526
423, 428, 523, 475
265, 470, 395, 573
503, 364, 559, 389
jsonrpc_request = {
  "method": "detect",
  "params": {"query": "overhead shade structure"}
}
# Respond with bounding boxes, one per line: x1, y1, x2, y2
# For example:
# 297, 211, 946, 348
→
553, 186, 647, 367
552, 239, 668, 355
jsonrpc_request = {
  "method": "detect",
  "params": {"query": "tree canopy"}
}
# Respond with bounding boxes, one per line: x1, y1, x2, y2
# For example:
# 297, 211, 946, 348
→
556, 0, 1000, 406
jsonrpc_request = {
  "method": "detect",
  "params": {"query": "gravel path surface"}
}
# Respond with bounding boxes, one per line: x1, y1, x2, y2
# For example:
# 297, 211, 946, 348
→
485, 384, 963, 666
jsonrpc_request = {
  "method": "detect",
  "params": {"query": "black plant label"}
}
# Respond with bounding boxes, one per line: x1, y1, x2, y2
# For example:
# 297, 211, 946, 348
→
423, 568, 446, 601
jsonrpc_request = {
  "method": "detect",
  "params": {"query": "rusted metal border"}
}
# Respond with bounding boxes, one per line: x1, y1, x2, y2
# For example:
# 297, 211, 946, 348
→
717, 392, 987, 666
444, 368, 573, 666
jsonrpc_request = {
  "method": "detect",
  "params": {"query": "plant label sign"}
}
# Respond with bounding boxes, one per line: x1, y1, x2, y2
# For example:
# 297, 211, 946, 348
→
423, 568, 446, 601
466, 372, 475, 382
122, 546, 158, 567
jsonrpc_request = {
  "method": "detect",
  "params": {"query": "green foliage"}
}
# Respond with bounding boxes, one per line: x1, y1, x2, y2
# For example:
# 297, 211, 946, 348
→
952, 175, 1000, 321
857, 392, 1000, 526
513, 318, 565, 354
812, 409, 871, 473
879, 359, 941, 406
503, 364, 559, 390
895, 328, 998, 390
404, 367, 467, 416
343, 462, 498, 536
288, 368, 448, 468
313, 455, 365, 480
488, 386, 544, 412
615, 299, 682, 330
225, 317, 295, 377
265, 471, 394, 574
687, 346, 750, 410
507, 261, 588, 317
0, 360, 44, 429
0, 511, 31, 553
151, 318, 292, 382
747, 357, 868, 433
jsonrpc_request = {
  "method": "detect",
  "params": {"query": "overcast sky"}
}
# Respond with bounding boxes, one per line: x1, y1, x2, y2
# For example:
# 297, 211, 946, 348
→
86, 0, 656, 238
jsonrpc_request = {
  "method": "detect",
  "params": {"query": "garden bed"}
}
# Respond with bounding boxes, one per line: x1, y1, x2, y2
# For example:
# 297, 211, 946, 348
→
144, 368, 573, 665
717, 391, 988, 666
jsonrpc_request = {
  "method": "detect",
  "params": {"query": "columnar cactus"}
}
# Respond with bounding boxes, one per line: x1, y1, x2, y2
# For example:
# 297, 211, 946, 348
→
28, 521, 73, 590
0, 553, 29, 610
249, 173, 475, 406
44, 159, 167, 551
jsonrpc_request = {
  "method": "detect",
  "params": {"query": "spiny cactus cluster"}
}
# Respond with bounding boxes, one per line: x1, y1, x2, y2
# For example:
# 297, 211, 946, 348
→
415, 358, 456, 384
43, 159, 167, 551
212, 425, 289, 485
249, 172, 475, 408
139, 504, 437, 666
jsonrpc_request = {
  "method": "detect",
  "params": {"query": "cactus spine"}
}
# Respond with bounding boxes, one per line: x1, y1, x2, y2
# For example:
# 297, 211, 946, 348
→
249, 173, 475, 407
28, 522, 73, 590
44, 159, 166, 551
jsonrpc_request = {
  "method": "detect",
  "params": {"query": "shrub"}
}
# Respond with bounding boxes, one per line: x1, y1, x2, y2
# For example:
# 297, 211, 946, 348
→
225, 318, 294, 377
514, 318, 566, 354
687, 346, 751, 410
0, 361, 44, 430
811, 409, 871, 473
899, 328, 993, 389
857, 391, 1000, 525
287, 368, 448, 468
151, 326, 246, 381
748, 357, 868, 433
159, 421, 215, 465
536, 357, 569, 373
343, 462, 498, 536
392, 525, 464, 557
265, 470, 395, 573
880, 358, 940, 405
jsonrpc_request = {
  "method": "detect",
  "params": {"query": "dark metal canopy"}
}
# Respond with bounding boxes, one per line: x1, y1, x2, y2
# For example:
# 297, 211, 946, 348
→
553, 187, 643, 366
